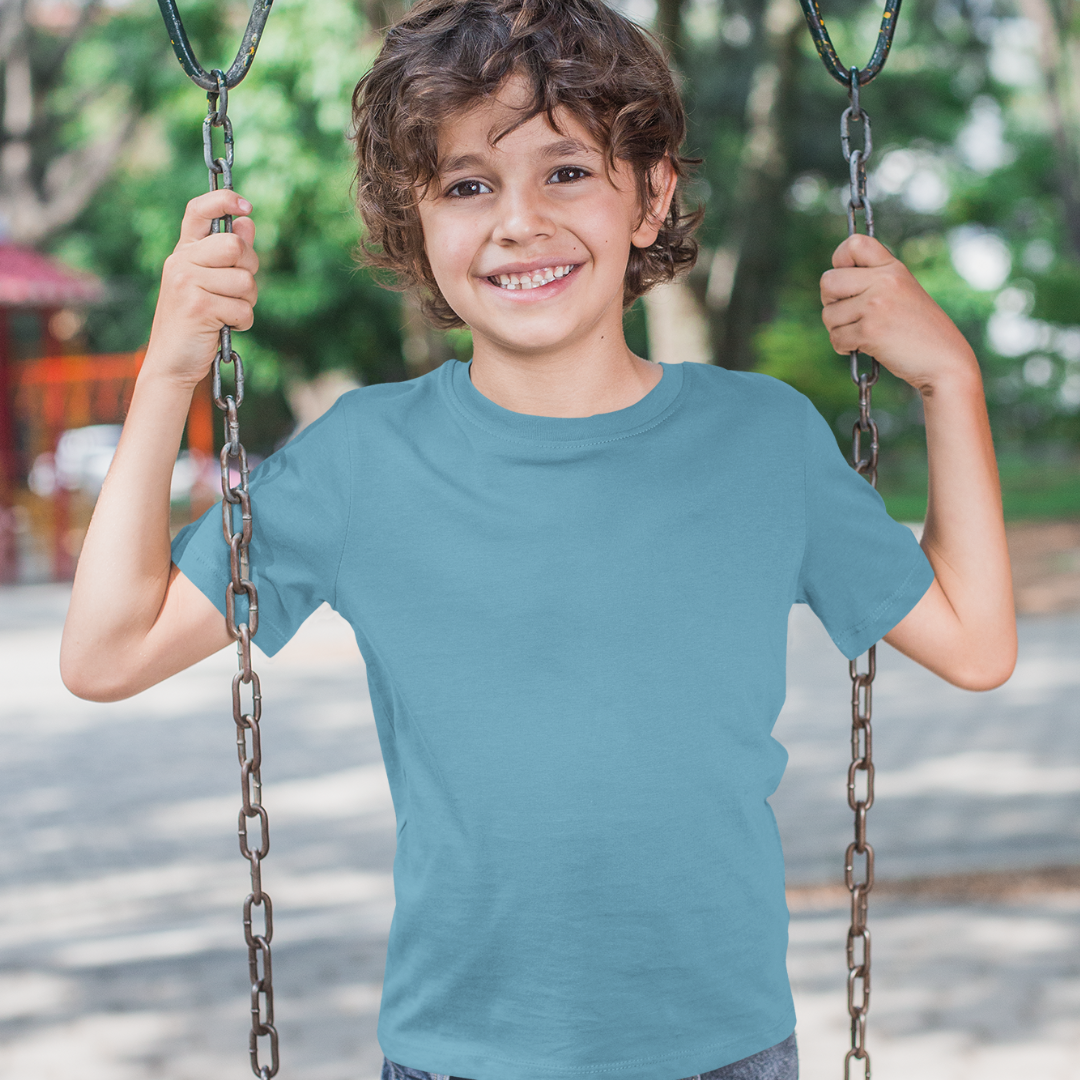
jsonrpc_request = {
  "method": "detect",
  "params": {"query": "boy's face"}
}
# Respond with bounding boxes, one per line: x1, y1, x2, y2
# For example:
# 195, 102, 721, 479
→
416, 78, 672, 362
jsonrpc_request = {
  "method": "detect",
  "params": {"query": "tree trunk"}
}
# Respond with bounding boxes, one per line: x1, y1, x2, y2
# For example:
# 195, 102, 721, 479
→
0, 0, 141, 246
643, 280, 710, 365
1019, 0, 1080, 260
401, 292, 453, 378
655, 0, 689, 62
713, 0, 802, 371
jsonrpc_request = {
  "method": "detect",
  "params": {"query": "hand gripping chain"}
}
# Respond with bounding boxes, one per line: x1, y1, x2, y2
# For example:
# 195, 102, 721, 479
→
796, 5, 903, 1078
156, 4, 278, 1077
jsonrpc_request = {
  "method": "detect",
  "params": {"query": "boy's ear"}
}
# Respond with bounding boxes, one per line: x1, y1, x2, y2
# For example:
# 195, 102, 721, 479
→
631, 157, 678, 249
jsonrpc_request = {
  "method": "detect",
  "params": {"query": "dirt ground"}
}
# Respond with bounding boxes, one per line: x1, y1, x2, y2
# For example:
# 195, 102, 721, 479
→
1007, 520, 1080, 614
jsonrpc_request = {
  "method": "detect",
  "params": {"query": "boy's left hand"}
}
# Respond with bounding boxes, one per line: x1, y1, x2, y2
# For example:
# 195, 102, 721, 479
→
822, 233, 1016, 692
820, 234, 975, 392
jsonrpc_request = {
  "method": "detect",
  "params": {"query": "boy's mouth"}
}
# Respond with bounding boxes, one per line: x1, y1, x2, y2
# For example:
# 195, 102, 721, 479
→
487, 264, 577, 290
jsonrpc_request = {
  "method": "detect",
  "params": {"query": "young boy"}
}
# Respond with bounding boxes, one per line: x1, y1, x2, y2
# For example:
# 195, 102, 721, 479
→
61, 1, 1016, 1078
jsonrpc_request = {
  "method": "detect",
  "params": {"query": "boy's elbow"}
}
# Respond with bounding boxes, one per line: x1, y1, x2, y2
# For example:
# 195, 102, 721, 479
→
60, 639, 138, 702
60, 661, 125, 702
944, 639, 1018, 692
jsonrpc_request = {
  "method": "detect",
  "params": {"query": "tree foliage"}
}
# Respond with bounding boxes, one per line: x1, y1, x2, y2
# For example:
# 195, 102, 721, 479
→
668, 0, 1080, 461
0, 0, 149, 244
48, 0, 405, 453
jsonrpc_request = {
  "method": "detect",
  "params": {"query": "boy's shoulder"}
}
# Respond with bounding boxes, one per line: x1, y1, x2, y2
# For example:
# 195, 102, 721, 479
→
340, 364, 444, 408
331, 361, 447, 426
680, 360, 811, 417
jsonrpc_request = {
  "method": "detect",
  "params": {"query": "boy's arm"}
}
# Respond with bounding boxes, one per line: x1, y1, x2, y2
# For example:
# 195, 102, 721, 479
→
60, 190, 257, 702
820, 234, 1017, 692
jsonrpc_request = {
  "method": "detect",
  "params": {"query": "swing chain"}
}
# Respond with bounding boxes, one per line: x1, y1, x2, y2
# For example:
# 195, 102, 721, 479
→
841, 65, 879, 1080
157, 0, 278, 1073
842, 70, 880, 482
205, 67, 279, 1080
798, 0, 900, 1071
841, 78, 875, 245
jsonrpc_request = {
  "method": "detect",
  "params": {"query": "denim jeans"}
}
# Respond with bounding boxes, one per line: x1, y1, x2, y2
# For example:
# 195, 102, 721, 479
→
381, 1032, 798, 1080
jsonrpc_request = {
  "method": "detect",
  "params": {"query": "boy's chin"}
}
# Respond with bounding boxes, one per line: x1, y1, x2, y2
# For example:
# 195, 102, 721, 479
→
467, 304, 615, 355
472, 321, 592, 356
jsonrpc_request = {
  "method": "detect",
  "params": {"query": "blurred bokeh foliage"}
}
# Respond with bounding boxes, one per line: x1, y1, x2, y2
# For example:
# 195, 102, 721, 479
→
47, 0, 406, 447
24, 0, 1080, 505
665, 0, 1080, 512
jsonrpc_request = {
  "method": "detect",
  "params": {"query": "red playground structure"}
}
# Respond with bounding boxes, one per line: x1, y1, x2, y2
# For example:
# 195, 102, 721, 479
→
0, 243, 213, 583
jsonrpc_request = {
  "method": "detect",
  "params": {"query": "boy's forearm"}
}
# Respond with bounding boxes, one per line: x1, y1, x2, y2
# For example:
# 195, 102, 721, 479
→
917, 350, 1016, 669
61, 190, 259, 699
61, 365, 195, 695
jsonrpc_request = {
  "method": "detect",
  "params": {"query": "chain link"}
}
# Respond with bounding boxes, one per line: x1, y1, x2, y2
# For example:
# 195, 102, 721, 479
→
841, 66, 878, 1080
204, 67, 279, 1080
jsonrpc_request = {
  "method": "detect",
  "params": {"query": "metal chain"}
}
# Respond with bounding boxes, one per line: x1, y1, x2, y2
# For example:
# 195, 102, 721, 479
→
841, 68, 877, 1080
205, 68, 279, 1080
797, 2, 900, 1072
157, 1, 277, 1074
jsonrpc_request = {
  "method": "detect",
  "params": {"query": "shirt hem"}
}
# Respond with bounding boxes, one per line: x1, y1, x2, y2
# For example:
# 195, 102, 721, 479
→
171, 543, 290, 658
378, 1011, 797, 1080
831, 553, 935, 660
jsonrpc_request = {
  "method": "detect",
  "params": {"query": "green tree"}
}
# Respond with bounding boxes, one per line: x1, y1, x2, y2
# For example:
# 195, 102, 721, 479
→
51, 0, 405, 454
0, 0, 156, 244
671, 0, 1080, 482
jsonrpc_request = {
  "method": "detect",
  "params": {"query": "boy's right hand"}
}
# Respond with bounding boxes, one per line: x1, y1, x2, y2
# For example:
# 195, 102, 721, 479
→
62, 190, 256, 702
145, 189, 259, 390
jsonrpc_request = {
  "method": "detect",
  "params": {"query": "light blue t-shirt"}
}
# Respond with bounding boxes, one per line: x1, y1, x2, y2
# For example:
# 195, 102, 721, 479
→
173, 358, 933, 1080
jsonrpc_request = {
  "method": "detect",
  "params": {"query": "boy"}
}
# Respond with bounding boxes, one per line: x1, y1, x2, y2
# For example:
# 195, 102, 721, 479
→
61, 1, 1016, 1078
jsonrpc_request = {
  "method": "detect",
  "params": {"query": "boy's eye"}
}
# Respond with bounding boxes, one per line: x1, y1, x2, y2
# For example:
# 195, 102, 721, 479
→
447, 179, 492, 198
549, 166, 590, 184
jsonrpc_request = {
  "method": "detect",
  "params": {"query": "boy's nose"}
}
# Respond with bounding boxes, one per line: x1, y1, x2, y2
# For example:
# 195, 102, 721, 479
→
492, 190, 556, 245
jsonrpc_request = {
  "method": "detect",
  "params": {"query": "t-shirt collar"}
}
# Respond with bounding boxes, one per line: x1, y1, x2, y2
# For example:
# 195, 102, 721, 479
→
446, 357, 685, 443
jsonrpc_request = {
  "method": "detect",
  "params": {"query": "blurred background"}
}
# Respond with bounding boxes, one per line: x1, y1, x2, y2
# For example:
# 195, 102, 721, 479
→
1, 0, 1079, 1078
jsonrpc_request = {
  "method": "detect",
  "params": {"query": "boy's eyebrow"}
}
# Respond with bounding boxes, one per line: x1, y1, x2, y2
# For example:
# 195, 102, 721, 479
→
437, 136, 600, 177
537, 136, 599, 160
438, 152, 489, 176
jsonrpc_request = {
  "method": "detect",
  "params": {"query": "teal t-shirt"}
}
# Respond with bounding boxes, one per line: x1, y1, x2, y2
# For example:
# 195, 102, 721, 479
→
172, 358, 933, 1080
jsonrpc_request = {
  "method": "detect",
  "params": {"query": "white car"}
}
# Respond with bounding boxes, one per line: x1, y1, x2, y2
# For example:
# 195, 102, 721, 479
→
29, 425, 214, 503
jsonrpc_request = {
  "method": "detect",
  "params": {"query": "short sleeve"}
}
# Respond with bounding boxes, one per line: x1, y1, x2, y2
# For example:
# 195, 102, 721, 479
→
796, 398, 934, 660
171, 395, 354, 656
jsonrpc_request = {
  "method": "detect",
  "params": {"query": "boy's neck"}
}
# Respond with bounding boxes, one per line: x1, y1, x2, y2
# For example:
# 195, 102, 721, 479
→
468, 342, 662, 419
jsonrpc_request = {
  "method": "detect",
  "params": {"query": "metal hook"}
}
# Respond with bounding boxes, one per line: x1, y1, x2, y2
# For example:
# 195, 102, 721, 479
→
156, 0, 275, 91
798, 0, 902, 87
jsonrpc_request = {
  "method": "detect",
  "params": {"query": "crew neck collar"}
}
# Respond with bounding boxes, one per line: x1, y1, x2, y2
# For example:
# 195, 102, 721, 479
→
445, 358, 685, 444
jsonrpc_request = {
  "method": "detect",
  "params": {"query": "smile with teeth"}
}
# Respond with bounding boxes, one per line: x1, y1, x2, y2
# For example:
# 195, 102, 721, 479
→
489, 264, 576, 290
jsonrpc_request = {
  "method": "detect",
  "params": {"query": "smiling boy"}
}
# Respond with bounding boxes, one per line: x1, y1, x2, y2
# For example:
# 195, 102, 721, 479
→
61, 2, 1015, 1079
406, 81, 675, 416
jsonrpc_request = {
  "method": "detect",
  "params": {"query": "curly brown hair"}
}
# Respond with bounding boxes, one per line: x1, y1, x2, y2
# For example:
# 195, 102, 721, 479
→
351, 0, 701, 329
